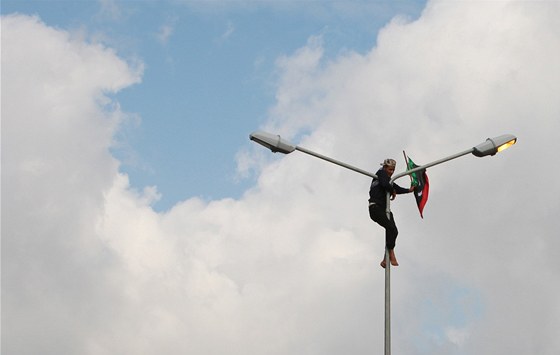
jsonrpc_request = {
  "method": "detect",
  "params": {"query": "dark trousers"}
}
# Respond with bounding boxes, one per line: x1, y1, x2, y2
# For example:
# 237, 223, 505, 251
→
369, 204, 398, 250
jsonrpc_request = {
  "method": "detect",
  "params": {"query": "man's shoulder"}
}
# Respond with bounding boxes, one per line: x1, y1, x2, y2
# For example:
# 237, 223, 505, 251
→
376, 168, 387, 178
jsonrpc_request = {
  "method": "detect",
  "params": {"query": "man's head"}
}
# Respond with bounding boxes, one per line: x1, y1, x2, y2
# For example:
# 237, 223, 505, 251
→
381, 158, 396, 177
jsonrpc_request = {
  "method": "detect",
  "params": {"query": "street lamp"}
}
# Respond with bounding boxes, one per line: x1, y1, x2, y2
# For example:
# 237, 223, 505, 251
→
249, 130, 516, 355
391, 134, 517, 181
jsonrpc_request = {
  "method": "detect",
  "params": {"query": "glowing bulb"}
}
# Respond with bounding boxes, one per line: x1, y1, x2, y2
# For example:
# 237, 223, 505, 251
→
497, 138, 517, 152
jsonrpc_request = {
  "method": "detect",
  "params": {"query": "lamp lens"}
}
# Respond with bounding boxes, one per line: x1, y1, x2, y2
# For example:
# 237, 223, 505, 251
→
497, 139, 516, 152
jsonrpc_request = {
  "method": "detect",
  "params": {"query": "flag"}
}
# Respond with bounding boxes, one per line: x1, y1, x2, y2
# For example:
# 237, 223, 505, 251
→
403, 152, 430, 218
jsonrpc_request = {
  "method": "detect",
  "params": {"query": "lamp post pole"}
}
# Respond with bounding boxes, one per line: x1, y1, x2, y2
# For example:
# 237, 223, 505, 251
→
249, 131, 516, 355
384, 242, 391, 355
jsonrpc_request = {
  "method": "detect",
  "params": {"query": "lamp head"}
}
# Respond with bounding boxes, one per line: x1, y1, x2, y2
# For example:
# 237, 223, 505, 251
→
472, 134, 517, 157
249, 131, 296, 154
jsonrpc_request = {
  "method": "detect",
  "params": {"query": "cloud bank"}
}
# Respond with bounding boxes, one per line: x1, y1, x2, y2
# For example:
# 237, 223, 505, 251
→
3, 1, 560, 354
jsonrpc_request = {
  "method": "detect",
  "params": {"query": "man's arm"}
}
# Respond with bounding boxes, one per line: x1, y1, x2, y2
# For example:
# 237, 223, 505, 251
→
394, 183, 414, 194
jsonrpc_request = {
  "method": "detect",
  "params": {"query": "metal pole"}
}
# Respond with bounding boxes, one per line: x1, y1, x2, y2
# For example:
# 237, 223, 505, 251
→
295, 146, 378, 179
384, 247, 391, 355
385, 192, 392, 355
294, 145, 471, 355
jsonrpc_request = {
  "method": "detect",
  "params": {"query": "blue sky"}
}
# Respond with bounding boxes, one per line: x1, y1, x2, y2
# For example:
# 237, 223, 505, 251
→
2, 0, 425, 210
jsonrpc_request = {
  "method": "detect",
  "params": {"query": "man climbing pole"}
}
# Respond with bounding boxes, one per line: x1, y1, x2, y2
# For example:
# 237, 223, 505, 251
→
368, 159, 414, 268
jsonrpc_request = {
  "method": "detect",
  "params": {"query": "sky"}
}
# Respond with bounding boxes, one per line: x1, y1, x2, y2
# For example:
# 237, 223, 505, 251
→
2, 0, 560, 354
1, 0, 426, 211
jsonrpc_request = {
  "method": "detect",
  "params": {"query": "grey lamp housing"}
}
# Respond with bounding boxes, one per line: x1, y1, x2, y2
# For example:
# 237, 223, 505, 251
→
249, 131, 296, 154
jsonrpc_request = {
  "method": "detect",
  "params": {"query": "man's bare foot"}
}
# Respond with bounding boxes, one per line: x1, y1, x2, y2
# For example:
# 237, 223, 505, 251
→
380, 259, 387, 268
389, 250, 399, 266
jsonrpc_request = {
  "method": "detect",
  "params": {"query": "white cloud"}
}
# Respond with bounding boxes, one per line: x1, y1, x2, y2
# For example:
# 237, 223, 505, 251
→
221, 21, 235, 40
98, 0, 122, 21
156, 24, 174, 45
156, 16, 179, 51
2, 12, 141, 354
3, 1, 560, 355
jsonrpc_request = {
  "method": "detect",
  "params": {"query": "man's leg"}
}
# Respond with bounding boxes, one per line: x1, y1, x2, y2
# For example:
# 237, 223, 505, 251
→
370, 206, 399, 267
385, 213, 398, 249
386, 213, 399, 266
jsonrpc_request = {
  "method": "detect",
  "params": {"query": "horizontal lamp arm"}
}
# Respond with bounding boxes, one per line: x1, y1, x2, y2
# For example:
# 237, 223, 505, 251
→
295, 146, 378, 179
391, 148, 474, 183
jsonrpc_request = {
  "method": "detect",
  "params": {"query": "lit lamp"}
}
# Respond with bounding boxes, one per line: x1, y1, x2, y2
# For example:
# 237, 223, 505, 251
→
472, 134, 517, 157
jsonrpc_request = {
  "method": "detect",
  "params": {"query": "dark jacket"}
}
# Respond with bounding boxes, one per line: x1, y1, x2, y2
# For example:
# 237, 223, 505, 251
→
368, 168, 410, 208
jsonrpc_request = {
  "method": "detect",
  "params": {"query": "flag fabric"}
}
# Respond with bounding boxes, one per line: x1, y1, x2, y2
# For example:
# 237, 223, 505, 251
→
403, 152, 430, 218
